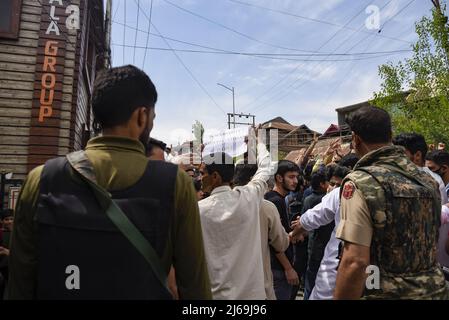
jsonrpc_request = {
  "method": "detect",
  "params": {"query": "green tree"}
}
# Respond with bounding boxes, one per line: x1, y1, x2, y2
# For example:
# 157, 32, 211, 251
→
373, 1, 449, 144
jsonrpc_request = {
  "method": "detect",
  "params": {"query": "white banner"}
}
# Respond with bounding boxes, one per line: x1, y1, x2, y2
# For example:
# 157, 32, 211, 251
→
202, 127, 250, 158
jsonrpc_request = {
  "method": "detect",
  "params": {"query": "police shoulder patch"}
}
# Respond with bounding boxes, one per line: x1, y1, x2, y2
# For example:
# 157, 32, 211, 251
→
342, 181, 356, 200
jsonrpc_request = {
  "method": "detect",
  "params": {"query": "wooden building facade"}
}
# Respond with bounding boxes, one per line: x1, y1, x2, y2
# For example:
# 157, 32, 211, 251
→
261, 117, 321, 153
0, 0, 110, 183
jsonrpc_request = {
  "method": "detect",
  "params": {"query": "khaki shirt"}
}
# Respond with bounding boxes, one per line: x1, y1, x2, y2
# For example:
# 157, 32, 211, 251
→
336, 181, 373, 247
7, 136, 212, 299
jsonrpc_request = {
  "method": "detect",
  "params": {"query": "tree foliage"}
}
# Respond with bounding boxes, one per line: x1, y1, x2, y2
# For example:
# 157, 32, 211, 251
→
373, 2, 449, 144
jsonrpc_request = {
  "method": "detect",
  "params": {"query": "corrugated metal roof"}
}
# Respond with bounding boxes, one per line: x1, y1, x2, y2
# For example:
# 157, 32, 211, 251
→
261, 121, 299, 131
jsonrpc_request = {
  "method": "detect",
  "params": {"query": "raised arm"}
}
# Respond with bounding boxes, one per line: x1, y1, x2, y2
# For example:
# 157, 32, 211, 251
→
246, 128, 271, 198
300, 187, 339, 231
299, 133, 318, 168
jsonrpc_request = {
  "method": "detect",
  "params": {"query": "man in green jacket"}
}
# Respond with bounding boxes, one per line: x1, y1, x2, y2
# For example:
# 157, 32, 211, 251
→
8, 65, 211, 300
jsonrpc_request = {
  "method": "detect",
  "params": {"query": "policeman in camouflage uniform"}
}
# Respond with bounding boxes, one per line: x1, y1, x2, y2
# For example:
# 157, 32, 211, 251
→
334, 106, 449, 300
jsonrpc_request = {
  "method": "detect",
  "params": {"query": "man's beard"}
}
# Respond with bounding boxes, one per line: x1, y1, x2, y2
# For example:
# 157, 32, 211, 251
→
139, 126, 150, 148
282, 181, 295, 193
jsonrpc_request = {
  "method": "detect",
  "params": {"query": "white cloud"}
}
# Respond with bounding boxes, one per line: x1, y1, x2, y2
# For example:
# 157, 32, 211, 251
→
253, 70, 382, 133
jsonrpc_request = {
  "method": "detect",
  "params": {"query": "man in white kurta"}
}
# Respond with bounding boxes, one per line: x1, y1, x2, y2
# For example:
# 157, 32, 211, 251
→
299, 187, 340, 300
198, 141, 271, 300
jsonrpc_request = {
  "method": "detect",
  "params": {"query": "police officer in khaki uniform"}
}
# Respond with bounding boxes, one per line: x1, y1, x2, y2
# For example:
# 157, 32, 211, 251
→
334, 106, 449, 300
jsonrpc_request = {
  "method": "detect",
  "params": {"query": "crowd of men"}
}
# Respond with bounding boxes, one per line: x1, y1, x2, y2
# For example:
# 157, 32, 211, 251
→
1, 65, 449, 300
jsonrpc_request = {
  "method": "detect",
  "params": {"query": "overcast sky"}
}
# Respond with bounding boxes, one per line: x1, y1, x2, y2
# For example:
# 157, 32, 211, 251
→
109, 0, 436, 145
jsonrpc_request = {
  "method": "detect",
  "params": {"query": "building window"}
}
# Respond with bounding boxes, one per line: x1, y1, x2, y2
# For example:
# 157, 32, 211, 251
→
0, 0, 21, 39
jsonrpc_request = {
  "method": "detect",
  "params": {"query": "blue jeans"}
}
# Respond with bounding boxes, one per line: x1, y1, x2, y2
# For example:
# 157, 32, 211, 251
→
303, 268, 316, 300
272, 269, 293, 300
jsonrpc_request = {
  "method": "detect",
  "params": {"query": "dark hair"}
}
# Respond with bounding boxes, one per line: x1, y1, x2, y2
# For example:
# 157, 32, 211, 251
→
325, 164, 337, 181
275, 160, 300, 180
332, 165, 351, 179
147, 137, 167, 155
426, 150, 449, 166
339, 153, 359, 169
233, 164, 258, 187
296, 174, 305, 192
346, 106, 392, 143
203, 152, 235, 183
92, 65, 158, 128
310, 170, 327, 191
393, 133, 428, 158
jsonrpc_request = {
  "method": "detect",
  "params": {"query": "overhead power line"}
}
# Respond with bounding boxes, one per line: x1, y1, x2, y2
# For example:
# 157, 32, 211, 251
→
142, 0, 154, 69
379, 0, 417, 32
226, 0, 413, 45
240, 0, 375, 112
113, 0, 121, 21
112, 19, 411, 57
133, 0, 140, 64
134, 0, 226, 115
123, 0, 126, 65
303, 0, 417, 128
314, 33, 377, 126
161, 0, 317, 53
112, 42, 408, 62
248, 0, 415, 114
312, 0, 418, 123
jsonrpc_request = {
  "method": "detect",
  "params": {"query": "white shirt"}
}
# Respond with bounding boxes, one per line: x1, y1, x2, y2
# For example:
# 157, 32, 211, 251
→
198, 143, 271, 300
421, 166, 448, 204
439, 205, 449, 268
421, 167, 449, 267
299, 187, 341, 300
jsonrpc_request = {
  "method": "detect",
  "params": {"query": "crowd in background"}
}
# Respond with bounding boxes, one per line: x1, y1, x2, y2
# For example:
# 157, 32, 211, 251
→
2, 65, 449, 300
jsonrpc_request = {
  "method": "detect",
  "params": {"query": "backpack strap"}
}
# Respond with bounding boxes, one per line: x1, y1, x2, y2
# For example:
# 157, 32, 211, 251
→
66, 150, 170, 294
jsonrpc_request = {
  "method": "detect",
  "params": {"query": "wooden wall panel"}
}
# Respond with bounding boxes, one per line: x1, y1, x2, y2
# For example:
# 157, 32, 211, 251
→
1, 0, 105, 179
0, 0, 40, 179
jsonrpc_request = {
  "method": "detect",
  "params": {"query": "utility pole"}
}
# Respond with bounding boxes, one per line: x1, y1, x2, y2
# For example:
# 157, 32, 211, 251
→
217, 83, 236, 128
227, 112, 256, 129
104, 0, 113, 68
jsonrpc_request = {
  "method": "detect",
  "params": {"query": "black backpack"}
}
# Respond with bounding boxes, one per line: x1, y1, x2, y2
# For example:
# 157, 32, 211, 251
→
35, 153, 177, 299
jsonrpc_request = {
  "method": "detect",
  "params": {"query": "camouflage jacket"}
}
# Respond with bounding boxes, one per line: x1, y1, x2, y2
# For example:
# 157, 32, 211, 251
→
342, 145, 449, 300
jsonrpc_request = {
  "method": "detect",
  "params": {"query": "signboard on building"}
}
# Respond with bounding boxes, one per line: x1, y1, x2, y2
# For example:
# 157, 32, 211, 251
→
28, 0, 80, 171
